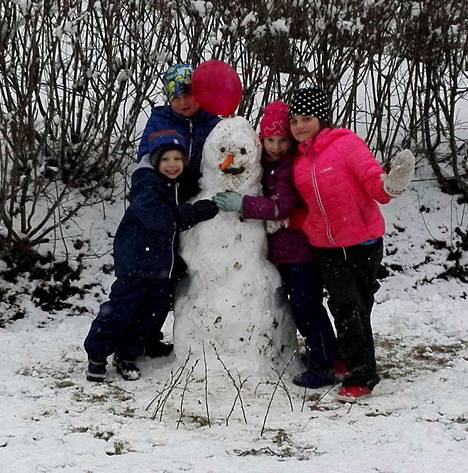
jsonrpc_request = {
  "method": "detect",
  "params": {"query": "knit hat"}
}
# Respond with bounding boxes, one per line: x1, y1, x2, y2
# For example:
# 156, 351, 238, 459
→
288, 87, 330, 124
147, 129, 188, 168
259, 101, 292, 141
163, 63, 193, 102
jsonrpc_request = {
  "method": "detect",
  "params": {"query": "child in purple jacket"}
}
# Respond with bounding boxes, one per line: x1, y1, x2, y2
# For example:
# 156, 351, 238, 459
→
213, 101, 338, 388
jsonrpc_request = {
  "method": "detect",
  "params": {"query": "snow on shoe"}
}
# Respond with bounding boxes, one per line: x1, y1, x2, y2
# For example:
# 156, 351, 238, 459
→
113, 355, 141, 381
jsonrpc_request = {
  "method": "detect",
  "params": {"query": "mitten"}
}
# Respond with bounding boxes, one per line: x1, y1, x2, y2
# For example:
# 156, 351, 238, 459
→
382, 149, 415, 197
192, 199, 219, 220
212, 191, 243, 212
265, 219, 289, 234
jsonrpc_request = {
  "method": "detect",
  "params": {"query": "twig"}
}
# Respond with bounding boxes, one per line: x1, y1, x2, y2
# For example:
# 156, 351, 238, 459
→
145, 364, 181, 411
310, 385, 336, 411
176, 359, 199, 429
277, 376, 294, 412
156, 357, 192, 422
301, 386, 307, 412
416, 191, 436, 240
255, 378, 293, 413
145, 350, 192, 421
202, 342, 211, 428
225, 374, 249, 426
260, 352, 296, 436
210, 342, 249, 425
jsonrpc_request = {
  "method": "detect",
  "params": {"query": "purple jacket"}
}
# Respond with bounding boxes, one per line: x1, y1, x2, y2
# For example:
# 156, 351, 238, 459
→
242, 154, 313, 265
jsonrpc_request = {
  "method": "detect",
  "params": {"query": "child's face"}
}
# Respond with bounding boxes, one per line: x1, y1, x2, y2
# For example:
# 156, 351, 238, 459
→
263, 136, 293, 162
289, 115, 321, 143
170, 93, 200, 117
158, 149, 185, 179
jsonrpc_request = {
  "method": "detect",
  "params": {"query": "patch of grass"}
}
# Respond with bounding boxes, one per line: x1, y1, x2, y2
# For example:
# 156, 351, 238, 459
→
72, 388, 106, 403
186, 414, 211, 427
234, 446, 286, 457
106, 440, 129, 456
365, 409, 392, 417
94, 430, 114, 441
272, 428, 290, 447
68, 426, 89, 434
377, 336, 468, 380
72, 384, 134, 403
55, 379, 75, 389
108, 406, 137, 418
452, 416, 467, 424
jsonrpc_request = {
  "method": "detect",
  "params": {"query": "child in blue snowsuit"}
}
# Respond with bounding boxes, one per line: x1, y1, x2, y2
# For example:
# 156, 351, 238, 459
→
84, 130, 218, 381
138, 63, 220, 355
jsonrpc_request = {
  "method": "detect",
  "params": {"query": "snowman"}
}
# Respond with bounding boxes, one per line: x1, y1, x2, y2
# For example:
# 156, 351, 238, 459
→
173, 116, 297, 374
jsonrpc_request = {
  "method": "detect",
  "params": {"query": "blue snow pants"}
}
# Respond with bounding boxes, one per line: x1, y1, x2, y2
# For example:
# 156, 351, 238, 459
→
277, 262, 336, 370
84, 277, 172, 362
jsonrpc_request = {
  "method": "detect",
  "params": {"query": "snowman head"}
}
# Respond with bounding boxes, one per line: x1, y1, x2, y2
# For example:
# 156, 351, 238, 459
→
200, 116, 262, 194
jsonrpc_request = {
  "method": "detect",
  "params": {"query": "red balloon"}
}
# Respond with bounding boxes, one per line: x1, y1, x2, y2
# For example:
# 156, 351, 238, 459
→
191, 60, 242, 116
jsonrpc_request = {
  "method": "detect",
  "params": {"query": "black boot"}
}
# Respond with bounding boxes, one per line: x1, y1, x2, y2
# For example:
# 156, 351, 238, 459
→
113, 354, 141, 381
86, 359, 107, 382
144, 340, 174, 358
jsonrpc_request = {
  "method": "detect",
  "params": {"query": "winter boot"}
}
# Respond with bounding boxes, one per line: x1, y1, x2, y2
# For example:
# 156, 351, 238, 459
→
292, 369, 337, 389
336, 385, 372, 402
144, 340, 174, 358
86, 359, 107, 382
113, 354, 141, 381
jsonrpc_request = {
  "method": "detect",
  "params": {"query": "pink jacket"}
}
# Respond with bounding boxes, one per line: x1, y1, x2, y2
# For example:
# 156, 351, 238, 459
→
293, 128, 391, 248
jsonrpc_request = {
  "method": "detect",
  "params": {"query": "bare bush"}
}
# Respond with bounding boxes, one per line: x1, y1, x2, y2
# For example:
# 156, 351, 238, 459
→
0, 0, 177, 254
1, 0, 467, 260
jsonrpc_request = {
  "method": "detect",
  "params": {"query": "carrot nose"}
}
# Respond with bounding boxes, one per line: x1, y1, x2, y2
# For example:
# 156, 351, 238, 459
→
219, 153, 234, 171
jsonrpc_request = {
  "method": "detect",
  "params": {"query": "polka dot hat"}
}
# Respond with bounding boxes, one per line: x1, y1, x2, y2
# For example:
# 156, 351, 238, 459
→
288, 87, 330, 124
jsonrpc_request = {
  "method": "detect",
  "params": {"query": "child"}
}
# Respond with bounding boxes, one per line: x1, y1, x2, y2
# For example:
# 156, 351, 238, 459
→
213, 101, 338, 388
138, 63, 220, 355
84, 130, 218, 382
138, 63, 220, 202
288, 87, 414, 402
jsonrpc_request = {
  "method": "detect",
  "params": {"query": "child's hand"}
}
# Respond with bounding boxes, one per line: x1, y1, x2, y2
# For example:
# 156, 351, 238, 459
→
382, 149, 415, 197
192, 199, 219, 219
265, 219, 289, 234
212, 191, 243, 212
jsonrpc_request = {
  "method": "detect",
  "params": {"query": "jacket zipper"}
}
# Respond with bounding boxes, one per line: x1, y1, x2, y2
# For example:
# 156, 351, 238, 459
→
168, 182, 178, 279
311, 156, 337, 247
188, 119, 193, 164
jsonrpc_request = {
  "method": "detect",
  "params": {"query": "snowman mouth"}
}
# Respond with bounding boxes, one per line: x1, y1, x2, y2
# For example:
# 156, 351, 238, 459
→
222, 166, 245, 175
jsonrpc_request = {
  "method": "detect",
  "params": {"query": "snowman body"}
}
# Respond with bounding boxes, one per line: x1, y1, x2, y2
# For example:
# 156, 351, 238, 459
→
173, 117, 297, 373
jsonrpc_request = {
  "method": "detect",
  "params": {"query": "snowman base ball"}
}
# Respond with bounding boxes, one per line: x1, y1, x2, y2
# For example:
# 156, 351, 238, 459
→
173, 117, 298, 376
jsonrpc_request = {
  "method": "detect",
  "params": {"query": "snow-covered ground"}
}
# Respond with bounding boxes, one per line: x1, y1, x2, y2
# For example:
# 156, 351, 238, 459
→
1, 180, 467, 473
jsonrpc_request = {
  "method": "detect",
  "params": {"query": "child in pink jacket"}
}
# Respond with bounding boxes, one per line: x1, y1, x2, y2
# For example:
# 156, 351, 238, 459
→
288, 87, 414, 402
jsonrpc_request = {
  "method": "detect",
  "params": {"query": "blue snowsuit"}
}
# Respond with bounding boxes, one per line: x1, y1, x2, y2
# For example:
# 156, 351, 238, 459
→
84, 159, 218, 362
138, 105, 220, 201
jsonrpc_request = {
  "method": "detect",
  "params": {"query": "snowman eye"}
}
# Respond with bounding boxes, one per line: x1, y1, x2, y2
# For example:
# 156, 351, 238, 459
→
240, 148, 246, 155
220, 147, 226, 153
